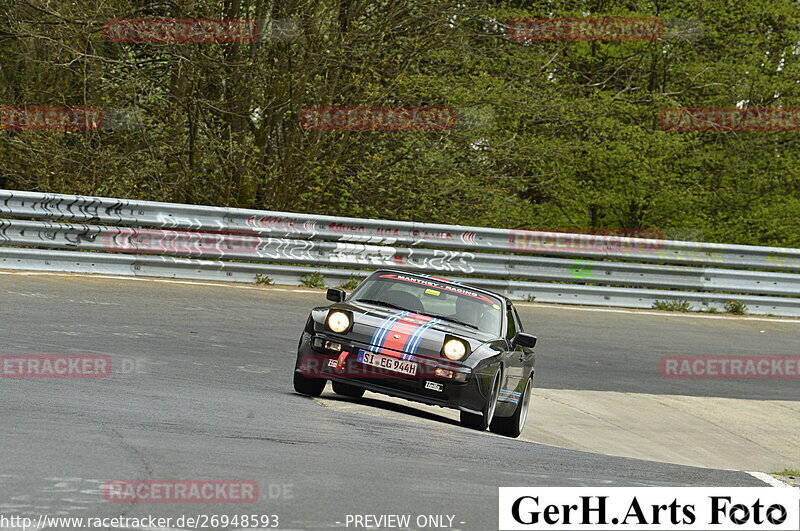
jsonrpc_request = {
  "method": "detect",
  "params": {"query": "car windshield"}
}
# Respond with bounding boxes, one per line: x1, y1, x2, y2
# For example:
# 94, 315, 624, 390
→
350, 272, 503, 335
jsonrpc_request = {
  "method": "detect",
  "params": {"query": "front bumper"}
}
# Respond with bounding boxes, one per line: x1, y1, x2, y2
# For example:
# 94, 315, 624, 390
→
295, 332, 489, 414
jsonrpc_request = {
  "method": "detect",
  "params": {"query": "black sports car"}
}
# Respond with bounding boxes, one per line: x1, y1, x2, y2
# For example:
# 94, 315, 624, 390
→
293, 270, 537, 437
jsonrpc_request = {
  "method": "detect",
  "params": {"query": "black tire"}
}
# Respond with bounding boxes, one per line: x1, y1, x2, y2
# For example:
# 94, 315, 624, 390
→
490, 376, 532, 438
331, 381, 365, 398
460, 368, 501, 431
293, 371, 325, 397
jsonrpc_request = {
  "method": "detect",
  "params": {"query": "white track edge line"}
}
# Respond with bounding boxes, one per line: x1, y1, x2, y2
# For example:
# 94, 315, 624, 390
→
521, 302, 800, 324
746, 471, 796, 488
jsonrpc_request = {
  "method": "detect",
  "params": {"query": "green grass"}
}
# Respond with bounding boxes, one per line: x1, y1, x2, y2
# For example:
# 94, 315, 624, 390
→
773, 469, 800, 477
338, 277, 360, 291
254, 273, 274, 286
300, 271, 326, 289
652, 300, 693, 312
725, 300, 747, 315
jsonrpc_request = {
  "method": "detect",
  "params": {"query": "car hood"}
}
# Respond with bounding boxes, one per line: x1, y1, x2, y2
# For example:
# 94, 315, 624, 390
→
335, 301, 495, 359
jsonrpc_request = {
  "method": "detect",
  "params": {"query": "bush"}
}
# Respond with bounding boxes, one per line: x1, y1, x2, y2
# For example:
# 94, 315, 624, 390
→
300, 272, 326, 289
338, 277, 360, 291
652, 300, 693, 312
725, 300, 747, 315
254, 274, 274, 286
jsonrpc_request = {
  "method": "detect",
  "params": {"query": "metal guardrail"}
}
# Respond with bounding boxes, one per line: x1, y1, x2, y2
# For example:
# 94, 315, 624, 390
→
1, 189, 800, 316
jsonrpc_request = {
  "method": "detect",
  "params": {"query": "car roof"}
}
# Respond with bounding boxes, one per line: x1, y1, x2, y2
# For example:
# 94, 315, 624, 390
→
368, 269, 509, 303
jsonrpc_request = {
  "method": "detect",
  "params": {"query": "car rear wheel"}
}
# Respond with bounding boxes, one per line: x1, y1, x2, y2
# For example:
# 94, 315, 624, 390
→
332, 381, 365, 398
490, 376, 532, 438
293, 371, 326, 397
460, 368, 501, 431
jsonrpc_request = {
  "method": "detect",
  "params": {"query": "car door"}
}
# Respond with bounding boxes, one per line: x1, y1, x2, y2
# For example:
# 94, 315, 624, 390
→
512, 305, 535, 377
506, 303, 534, 392
502, 303, 524, 393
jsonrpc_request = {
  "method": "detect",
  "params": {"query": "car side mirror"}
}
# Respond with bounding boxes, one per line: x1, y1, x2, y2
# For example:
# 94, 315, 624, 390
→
514, 333, 537, 349
326, 288, 346, 303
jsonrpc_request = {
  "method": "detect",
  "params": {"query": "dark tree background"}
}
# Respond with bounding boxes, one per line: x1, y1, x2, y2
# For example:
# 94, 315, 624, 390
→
1, 0, 799, 246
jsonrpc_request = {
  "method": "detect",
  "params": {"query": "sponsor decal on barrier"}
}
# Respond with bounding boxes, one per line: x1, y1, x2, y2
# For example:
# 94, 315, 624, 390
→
299, 106, 457, 131
103, 479, 259, 503
661, 356, 800, 379
661, 108, 800, 132
499, 487, 799, 530
508, 17, 664, 42
0, 354, 112, 378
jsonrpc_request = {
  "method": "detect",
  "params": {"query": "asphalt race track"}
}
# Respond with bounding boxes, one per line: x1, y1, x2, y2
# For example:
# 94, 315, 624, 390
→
1, 273, 790, 530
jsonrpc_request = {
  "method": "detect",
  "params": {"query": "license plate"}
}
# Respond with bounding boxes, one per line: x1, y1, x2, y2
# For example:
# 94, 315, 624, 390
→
357, 350, 418, 376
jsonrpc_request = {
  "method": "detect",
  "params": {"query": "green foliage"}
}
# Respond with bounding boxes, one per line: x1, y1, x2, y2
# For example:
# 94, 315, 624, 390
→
1, 0, 799, 247
773, 469, 800, 477
725, 300, 748, 315
300, 272, 326, 289
652, 300, 693, 312
254, 274, 274, 286
338, 277, 361, 291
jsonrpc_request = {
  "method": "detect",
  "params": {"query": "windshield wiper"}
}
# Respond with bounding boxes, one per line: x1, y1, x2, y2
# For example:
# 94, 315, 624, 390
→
354, 299, 408, 311
423, 313, 481, 331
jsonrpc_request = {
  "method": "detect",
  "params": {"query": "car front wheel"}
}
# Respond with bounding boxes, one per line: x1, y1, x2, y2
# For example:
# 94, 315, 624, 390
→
490, 376, 532, 438
460, 368, 501, 431
293, 371, 326, 396
332, 381, 365, 398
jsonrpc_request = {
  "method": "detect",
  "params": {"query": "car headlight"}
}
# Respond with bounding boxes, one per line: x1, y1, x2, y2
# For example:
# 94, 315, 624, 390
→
326, 311, 351, 333
442, 338, 468, 361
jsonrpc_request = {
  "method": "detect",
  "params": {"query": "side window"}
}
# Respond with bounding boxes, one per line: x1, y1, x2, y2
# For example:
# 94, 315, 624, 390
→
512, 307, 524, 334
505, 306, 516, 340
